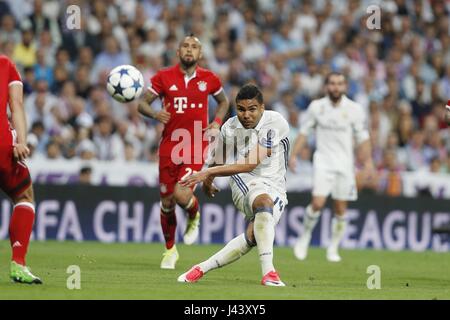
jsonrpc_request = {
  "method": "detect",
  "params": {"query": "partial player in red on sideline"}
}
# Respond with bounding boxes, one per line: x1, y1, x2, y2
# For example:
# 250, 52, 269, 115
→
0, 54, 42, 284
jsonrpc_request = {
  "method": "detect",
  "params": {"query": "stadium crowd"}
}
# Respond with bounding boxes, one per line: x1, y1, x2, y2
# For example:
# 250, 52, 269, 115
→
0, 0, 449, 195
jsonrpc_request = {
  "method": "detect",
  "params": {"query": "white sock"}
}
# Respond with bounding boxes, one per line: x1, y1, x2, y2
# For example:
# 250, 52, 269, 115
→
198, 233, 252, 273
253, 211, 275, 276
302, 205, 321, 239
329, 215, 347, 252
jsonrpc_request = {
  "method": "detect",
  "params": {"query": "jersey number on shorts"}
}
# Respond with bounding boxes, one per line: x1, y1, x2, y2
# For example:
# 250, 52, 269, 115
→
180, 167, 198, 181
274, 197, 284, 212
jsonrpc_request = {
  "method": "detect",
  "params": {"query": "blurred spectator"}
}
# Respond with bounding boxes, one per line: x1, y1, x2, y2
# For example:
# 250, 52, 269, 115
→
25, 80, 59, 131
139, 28, 165, 59
0, 1, 11, 22
34, 48, 54, 86
300, 58, 323, 98
378, 150, 403, 197
74, 65, 93, 99
0, 14, 21, 44
29, 120, 48, 155
27, 133, 39, 159
22, 66, 35, 95
124, 141, 137, 162
92, 115, 124, 161
37, 30, 57, 67
405, 130, 427, 171
241, 23, 266, 63
46, 139, 62, 159
28, 0, 50, 35
91, 36, 130, 83
78, 166, 93, 185
77, 139, 97, 160
12, 28, 36, 68
429, 156, 442, 173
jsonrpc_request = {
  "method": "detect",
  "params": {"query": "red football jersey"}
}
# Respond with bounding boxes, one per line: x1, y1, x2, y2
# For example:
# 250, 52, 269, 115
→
148, 64, 223, 164
0, 55, 22, 147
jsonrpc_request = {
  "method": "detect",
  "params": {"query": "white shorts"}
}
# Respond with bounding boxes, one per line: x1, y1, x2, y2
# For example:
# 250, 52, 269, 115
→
229, 175, 287, 223
312, 169, 357, 201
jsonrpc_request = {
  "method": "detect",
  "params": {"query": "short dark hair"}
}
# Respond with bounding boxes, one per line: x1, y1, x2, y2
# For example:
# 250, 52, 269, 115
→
235, 84, 264, 104
325, 72, 346, 84
80, 166, 92, 175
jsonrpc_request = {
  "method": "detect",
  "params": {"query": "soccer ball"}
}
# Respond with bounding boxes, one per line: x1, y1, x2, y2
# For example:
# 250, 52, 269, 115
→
106, 65, 144, 103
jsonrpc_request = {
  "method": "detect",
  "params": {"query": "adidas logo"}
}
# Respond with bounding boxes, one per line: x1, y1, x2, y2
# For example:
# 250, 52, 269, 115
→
169, 84, 178, 91
12, 241, 22, 248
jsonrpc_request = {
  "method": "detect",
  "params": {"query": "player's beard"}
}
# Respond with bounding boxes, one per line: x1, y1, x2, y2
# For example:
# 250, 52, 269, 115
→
180, 56, 198, 69
329, 91, 343, 103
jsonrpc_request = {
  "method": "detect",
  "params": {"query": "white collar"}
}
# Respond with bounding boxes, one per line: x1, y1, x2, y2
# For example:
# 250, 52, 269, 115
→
184, 70, 197, 87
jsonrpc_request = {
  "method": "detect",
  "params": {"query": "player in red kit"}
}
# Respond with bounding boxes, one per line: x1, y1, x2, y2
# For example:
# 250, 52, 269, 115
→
138, 35, 229, 269
0, 55, 42, 284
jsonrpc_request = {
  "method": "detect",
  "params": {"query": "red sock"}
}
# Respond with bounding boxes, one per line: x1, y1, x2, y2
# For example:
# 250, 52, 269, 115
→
9, 203, 35, 266
160, 209, 176, 249
185, 196, 199, 219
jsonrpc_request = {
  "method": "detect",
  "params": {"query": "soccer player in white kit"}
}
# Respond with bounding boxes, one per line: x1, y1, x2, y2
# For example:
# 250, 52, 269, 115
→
178, 84, 290, 286
289, 72, 374, 262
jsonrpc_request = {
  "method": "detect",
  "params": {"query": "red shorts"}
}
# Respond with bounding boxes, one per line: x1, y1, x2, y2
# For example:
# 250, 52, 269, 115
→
159, 156, 204, 197
0, 145, 32, 198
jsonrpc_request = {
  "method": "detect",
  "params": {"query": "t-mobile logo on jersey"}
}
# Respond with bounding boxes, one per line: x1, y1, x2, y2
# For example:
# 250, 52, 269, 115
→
174, 97, 203, 114
174, 97, 187, 113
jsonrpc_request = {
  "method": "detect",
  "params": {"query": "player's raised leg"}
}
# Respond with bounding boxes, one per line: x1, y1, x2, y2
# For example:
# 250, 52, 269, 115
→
9, 186, 42, 284
160, 194, 179, 269
174, 182, 200, 245
294, 196, 326, 261
252, 194, 285, 287
327, 200, 347, 262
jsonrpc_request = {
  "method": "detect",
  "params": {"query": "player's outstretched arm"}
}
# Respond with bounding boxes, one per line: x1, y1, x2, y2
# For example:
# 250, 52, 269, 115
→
180, 143, 270, 188
9, 84, 29, 162
137, 90, 171, 124
288, 133, 307, 172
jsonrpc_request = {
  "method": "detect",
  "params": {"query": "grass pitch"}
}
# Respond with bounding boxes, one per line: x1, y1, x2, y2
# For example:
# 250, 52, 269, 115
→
0, 240, 449, 300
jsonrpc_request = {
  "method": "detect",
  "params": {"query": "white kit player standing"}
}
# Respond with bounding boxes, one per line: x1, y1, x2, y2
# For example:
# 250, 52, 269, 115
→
289, 72, 375, 262
177, 84, 290, 286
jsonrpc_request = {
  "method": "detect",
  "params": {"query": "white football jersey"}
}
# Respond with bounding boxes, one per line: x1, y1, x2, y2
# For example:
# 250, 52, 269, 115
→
300, 95, 369, 173
219, 110, 290, 194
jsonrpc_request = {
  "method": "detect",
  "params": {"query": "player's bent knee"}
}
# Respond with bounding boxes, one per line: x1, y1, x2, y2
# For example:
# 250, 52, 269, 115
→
13, 186, 34, 205
161, 196, 175, 213
251, 194, 274, 212
173, 188, 192, 207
